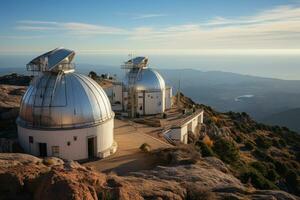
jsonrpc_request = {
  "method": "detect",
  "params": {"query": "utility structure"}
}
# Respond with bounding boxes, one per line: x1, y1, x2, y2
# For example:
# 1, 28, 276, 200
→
17, 48, 116, 160
121, 56, 148, 117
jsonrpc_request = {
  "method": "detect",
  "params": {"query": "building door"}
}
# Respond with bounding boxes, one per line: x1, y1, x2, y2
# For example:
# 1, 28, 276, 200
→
38, 143, 47, 157
88, 137, 96, 158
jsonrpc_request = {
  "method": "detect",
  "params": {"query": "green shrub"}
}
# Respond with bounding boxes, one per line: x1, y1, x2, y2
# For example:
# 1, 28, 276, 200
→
285, 170, 298, 184
285, 170, 300, 195
235, 135, 243, 143
296, 152, 300, 162
278, 139, 286, 147
274, 161, 288, 176
244, 141, 254, 150
240, 166, 277, 190
255, 136, 272, 149
196, 141, 214, 157
212, 137, 239, 163
249, 161, 279, 182
252, 149, 275, 163
266, 169, 279, 182
139, 143, 151, 153
250, 162, 268, 177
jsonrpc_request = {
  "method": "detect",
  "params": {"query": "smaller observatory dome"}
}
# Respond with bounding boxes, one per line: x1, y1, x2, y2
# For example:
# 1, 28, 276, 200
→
124, 68, 165, 91
17, 48, 113, 129
123, 56, 165, 91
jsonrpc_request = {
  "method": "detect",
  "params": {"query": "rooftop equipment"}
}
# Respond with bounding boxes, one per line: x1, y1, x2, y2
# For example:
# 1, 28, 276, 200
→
26, 47, 75, 73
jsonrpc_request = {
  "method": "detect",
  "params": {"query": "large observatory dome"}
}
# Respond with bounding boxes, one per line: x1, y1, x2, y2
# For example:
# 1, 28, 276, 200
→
17, 47, 113, 129
17, 72, 113, 129
17, 48, 116, 160
124, 68, 165, 91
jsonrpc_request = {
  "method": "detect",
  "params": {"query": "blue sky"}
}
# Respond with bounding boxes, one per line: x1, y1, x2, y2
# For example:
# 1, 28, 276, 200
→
1, 0, 300, 54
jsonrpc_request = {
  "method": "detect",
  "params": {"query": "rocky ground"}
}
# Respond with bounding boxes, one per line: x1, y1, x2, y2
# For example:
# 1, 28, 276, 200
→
0, 147, 298, 200
0, 74, 299, 199
0, 84, 27, 151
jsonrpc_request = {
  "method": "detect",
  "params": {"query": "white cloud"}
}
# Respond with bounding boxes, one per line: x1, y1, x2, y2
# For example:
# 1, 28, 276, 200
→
0, 35, 44, 39
16, 21, 127, 35
128, 5, 300, 49
12, 5, 300, 51
132, 14, 167, 19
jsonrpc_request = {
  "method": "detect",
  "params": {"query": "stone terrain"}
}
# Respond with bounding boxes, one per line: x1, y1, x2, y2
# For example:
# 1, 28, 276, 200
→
0, 147, 298, 200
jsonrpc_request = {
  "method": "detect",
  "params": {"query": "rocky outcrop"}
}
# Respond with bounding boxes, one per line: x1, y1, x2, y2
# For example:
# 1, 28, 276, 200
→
0, 84, 27, 139
0, 150, 298, 200
0, 73, 31, 86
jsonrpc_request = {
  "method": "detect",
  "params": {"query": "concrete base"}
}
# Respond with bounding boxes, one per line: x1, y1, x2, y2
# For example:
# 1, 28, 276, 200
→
18, 118, 114, 161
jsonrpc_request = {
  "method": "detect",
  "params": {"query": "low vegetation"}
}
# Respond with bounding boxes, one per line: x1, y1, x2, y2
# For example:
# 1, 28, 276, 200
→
139, 143, 151, 152
177, 93, 300, 196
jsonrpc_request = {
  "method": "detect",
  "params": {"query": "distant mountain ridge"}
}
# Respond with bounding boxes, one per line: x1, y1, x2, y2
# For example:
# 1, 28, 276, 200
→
263, 108, 300, 132
1, 67, 300, 132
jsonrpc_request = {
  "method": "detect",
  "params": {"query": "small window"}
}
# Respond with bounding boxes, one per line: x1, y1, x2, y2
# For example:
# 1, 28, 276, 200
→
67, 141, 71, 146
140, 105, 143, 110
52, 146, 59, 157
73, 136, 77, 141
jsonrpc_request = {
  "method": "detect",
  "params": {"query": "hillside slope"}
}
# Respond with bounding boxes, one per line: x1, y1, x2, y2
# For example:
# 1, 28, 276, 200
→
263, 108, 300, 132
175, 92, 300, 196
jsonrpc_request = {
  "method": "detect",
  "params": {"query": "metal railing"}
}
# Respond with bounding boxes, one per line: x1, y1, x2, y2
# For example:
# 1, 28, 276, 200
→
27, 63, 75, 72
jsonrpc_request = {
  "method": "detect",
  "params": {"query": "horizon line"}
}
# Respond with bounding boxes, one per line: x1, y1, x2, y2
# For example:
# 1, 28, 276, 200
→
1, 49, 300, 56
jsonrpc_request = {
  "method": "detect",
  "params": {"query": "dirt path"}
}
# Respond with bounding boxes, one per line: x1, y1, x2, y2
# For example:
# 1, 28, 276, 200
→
83, 119, 171, 175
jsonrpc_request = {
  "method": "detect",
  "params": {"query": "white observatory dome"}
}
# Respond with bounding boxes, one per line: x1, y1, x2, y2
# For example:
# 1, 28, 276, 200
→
124, 68, 165, 91
17, 48, 116, 160
17, 72, 113, 129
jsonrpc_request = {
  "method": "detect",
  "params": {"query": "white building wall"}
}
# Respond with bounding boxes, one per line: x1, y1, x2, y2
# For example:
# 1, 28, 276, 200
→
112, 84, 123, 104
104, 88, 113, 102
162, 89, 166, 112
168, 112, 204, 144
17, 118, 114, 160
144, 91, 165, 115
169, 125, 188, 144
165, 87, 172, 110
199, 112, 204, 124
191, 117, 198, 133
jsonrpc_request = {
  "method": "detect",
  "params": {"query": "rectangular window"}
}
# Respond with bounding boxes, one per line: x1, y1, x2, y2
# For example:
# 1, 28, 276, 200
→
29, 136, 33, 143
52, 146, 60, 157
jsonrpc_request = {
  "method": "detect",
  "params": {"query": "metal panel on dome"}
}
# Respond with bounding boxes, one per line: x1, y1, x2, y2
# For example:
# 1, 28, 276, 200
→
27, 48, 75, 72
124, 68, 166, 91
123, 56, 148, 69
17, 72, 113, 129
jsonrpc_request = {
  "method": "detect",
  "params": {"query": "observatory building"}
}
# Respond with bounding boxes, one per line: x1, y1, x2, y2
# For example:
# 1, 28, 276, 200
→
17, 48, 116, 160
108, 57, 172, 117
